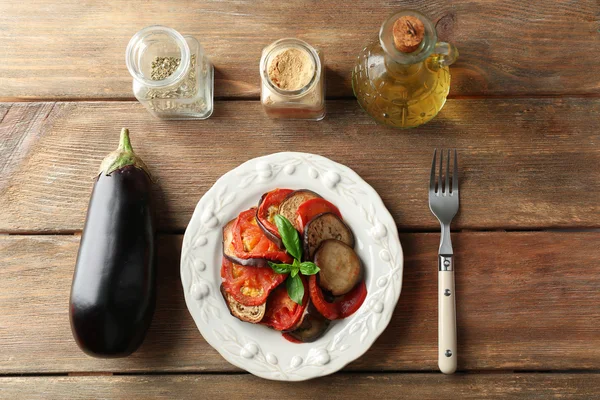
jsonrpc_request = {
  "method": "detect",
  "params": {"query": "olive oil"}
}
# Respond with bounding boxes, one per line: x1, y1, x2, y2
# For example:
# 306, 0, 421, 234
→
352, 10, 457, 129
353, 48, 450, 128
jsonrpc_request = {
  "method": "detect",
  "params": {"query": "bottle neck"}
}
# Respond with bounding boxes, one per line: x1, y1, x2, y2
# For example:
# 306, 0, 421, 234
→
379, 10, 438, 66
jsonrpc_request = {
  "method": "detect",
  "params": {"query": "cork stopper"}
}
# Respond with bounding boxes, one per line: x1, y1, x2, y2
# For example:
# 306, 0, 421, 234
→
392, 16, 425, 53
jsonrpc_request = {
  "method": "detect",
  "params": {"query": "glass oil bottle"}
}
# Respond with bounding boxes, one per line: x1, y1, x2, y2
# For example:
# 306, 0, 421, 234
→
352, 10, 458, 128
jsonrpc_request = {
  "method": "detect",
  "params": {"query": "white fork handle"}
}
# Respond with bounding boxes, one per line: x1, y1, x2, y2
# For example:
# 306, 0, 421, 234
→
438, 257, 457, 374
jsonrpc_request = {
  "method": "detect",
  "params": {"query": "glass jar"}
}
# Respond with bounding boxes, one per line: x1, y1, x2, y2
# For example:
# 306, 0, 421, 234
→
260, 38, 325, 120
126, 26, 214, 120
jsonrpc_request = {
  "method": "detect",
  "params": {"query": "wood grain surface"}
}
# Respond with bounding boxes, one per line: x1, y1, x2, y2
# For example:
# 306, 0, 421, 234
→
1, 0, 598, 100
1, 374, 598, 399
2, 0, 599, 393
1, 232, 598, 374
1, 99, 599, 233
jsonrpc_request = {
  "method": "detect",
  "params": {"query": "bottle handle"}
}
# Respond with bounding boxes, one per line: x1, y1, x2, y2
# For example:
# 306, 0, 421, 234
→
434, 42, 459, 67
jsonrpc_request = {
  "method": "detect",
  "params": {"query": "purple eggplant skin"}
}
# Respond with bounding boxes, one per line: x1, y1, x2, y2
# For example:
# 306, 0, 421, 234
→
69, 128, 156, 358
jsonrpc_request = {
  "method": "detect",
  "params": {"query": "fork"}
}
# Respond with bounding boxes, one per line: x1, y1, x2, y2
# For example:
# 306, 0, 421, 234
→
429, 149, 459, 374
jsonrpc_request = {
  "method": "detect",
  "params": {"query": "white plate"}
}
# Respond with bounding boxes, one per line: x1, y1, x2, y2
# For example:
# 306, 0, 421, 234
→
181, 152, 403, 381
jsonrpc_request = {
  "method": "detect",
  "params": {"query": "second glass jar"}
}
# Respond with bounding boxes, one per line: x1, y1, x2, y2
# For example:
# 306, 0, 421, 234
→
260, 38, 325, 120
126, 25, 214, 120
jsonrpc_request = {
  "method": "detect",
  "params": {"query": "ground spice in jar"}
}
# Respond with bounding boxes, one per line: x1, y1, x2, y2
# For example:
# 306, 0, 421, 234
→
267, 48, 315, 90
260, 38, 325, 120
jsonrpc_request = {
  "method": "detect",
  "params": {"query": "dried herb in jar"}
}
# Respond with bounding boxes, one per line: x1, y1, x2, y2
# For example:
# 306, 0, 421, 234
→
126, 26, 214, 119
150, 56, 182, 80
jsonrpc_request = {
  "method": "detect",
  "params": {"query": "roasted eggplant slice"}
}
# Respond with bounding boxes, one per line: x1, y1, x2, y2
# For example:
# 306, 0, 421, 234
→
221, 285, 265, 323
303, 212, 355, 260
222, 219, 267, 267
284, 305, 330, 343
296, 198, 341, 232
313, 239, 363, 295
278, 189, 322, 231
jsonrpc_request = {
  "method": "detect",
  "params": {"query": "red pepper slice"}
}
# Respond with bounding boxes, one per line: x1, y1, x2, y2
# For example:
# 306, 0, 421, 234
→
221, 257, 286, 306
282, 332, 303, 343
262, 277, 308, 331
309, 275, 367, 320
296, 198, 342, 232
231, 208, 292, 264
256, 188, 293, 239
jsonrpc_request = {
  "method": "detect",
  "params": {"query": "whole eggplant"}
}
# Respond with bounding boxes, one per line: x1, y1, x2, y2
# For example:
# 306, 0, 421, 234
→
69, 128, 156, 358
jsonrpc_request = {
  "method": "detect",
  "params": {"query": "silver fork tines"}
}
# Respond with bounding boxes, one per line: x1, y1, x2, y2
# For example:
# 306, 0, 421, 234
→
429, 149, 459, 254
430, 149, 459, 197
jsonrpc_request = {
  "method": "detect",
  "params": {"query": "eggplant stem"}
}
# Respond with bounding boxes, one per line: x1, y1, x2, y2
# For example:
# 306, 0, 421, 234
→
118, 128, 134, 153
98, 128, 150, 177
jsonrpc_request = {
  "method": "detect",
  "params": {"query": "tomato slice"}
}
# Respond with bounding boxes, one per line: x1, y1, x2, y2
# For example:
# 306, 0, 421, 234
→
308, 275, 367, 320
282, 332, 303, 343
221, 257, 286, 306
296, 198, 342, 232
262, 277, 308, 331
257, 188, 293, 238
232, 208, 293, 264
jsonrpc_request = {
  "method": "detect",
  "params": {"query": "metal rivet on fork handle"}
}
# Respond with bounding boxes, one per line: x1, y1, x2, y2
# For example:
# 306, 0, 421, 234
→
445, 350, 453, 357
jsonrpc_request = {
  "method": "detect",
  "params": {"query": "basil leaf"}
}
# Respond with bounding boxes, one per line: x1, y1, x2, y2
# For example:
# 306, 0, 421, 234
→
289, 260, 300, 277
274, 214, 302, 260
286, 274, 304, 305
268, 261, 292, 274
299, 262, 320, 275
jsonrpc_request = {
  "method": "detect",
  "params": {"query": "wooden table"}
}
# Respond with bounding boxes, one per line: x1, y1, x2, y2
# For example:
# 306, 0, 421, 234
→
1, 1, 599, 398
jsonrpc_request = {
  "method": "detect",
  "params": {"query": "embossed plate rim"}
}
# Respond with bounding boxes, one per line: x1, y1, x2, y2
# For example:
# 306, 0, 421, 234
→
181, 152, 403, 381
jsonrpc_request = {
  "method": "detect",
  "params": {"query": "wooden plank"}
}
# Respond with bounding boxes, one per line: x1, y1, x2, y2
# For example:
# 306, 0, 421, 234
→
0, 232, 598, 374
1, 374, 599, 399
0, 1, 598, 100
0, 103, 55, 192
0, 100, 598, 233
0, 104, 11, 123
